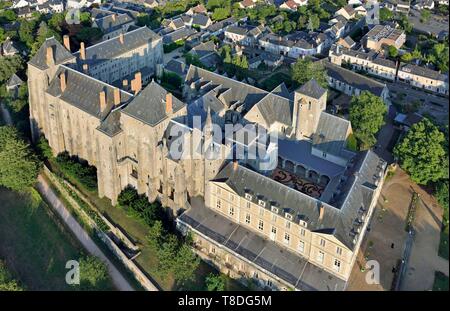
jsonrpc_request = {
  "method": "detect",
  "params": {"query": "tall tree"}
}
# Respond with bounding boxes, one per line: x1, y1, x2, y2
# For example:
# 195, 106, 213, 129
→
205, 273, 226, 291
291, 57, 327, 88
78, 256, 110, 290
349, 91, 387, 149
0, 126, 41, 191
394, 118, 448, 185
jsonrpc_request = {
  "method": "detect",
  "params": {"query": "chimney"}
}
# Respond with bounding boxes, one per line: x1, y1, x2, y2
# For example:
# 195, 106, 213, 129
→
165, 92, 173, 114
122, 79, 128, 88
119, 33, 124, 44
63, 35, 70, 51
112, 14, 116, 21
233, 160, 238, 171
99, 90, 106, 113
132, 72, 142, 94
82, 63, 89, 74
114, 88, 121, 106
319, 205, 324, 221
46, 46, 54, 66
60, 72, 66, 92
80, 42, 86, 60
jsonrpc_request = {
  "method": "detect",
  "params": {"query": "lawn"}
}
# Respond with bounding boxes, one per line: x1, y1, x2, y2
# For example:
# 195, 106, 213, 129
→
433, 271, 449, 291
0, 187, 84, 290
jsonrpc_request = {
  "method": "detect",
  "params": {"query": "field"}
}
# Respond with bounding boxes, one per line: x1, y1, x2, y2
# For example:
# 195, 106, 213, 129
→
0, 187, 84, 290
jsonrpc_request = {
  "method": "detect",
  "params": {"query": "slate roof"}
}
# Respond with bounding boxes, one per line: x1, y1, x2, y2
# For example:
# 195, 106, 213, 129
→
74, 27, 160, 67
162, 27, 197, 44
1, 38, 19, 55
28, 37, 75, 70
297, 79, 327, 99
210, 150, 385, 250
192, 14, 210, 27
190, 41, 216, 59
46, 65, 133, 120
225, 25, 248, 36
312, 111, 352, 158
122, 81, 186, 126
400, 63, 447, 81
165, 59, 187, 76
178, 202, 347, 291
323, 61, 387, 97
97, 109, 123, 136
93, 13, 134, 33
91, 8, 114, 20
6, 73, 23, 88
207, 17, 236, 33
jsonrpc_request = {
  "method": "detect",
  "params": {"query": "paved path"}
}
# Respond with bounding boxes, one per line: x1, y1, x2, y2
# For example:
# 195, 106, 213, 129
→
36, 175, 135, 291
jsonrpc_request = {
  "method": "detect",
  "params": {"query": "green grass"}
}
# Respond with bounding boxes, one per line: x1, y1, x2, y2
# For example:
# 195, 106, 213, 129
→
0, 187, 85, 290
433, 271, 449, 291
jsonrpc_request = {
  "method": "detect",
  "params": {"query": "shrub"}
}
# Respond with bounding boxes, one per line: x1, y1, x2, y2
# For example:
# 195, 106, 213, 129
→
55, 152, 97, 191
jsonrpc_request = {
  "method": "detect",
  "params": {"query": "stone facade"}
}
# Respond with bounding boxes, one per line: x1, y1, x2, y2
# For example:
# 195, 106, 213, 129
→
29, 30, 386, 290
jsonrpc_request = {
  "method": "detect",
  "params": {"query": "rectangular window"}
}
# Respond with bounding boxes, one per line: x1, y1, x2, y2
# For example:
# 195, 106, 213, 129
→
334, 259, 341, 272
320, 238, 326, 247
300, 228, 306, 237
272, 214, 277, 223
246, 201, 251, 209
245, 213, 251, 224
317, 251, 325, 263
284, 233, 290, 245
299, 241, 305, 253
258, 220, 264, 231
229, 206, 234, 216
336, 247, 343, 256
285, 220, 291, 230
216, 199, 221, 209
259, 208, 264, 217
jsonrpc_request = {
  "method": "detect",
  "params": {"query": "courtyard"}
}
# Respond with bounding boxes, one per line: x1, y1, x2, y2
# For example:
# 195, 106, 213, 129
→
271, 167, 325, 199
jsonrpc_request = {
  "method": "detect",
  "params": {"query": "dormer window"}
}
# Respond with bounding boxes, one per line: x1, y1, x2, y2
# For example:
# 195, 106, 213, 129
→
299, 220, 308, 228
285, 213, 293, 220
271, 206, 278, 213
245, 193, 252, 200
258, 200, 266, 207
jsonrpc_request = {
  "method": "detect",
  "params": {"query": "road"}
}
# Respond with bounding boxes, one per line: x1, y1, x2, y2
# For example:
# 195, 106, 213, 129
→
36, 175, 135, 291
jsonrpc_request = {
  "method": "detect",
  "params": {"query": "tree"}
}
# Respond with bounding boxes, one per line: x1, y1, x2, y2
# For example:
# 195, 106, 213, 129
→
31, 21, 61, 56
75, 27, 103, 44
36, 136, 53, 160
212, 8, 230, 21
420, 9, 431, 23
172, 243, 200, 284
205, 272, 226, 291
78, 256, 110, 290
394, 118, 448, 185
291, 58, 327, 88
398, 13, 412, 33
117, 185, 138, 207
349, 91, 387, 149
0, 126, 41, 191
387, 45, 398, 58
18, 18, 37, 49
379, 7, 393, 22
0, 261, 23, 291
0, 55, 23, 82
435, 180, 449, 209
307, 14, 320, 32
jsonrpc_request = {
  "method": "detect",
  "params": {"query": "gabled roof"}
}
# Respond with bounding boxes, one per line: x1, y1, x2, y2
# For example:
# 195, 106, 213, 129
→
93, 13, 134, 33
323, 60, 387, 97
312, 111, 352, 158
122, 81, 186, 126
46, 65, 133, 120
74, 27, 160, 67
6, 73, 23, 88
192, 14, 210, 27
28, 37, 75, 70
297, 79, 327, 99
